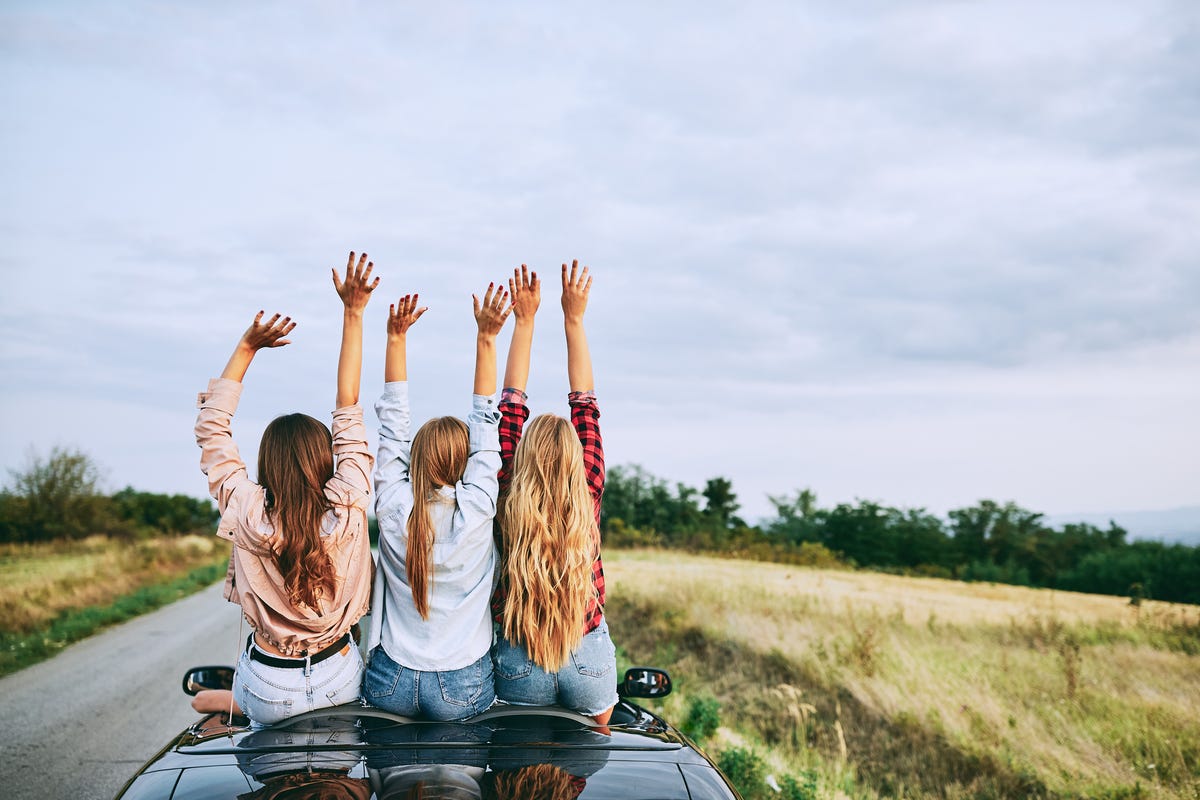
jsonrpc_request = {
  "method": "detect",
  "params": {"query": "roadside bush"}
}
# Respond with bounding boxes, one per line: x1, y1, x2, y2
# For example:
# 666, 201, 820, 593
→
1, 448, 218, 542
604, 517, 664, 548
717, 747, 768, 800
0, 447, 116, 542
109, 487, 217, 537
682, 693, 721, 742
778, 771, 820, 800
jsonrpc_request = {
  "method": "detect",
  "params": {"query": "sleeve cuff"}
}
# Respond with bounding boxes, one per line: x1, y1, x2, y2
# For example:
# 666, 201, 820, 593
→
196, 377, 243, 412
501, 387, 528, 405
469, 393, 501, 427
332, 403, 363, 418
568, 390, 597, 405
376, 381, 409, 412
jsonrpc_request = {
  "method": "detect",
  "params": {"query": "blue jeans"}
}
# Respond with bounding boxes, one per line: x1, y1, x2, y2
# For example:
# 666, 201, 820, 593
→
364, 646, 495, 721
233, 641, 364, 729
493, 619, 618, 717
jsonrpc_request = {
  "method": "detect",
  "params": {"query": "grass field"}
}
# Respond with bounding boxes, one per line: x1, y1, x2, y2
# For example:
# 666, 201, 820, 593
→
4, 538, 1196, 797
604, 549, 1200, 800
0, 535, 230, 676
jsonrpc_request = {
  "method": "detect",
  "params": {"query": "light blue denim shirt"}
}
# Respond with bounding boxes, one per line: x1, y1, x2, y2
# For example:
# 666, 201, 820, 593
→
367, 381, 502, 671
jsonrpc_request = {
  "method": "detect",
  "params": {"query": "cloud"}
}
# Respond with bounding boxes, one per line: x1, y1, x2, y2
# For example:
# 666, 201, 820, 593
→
1, 0, 1196, 517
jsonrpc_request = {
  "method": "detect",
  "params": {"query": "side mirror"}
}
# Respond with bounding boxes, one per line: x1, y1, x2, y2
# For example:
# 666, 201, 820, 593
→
618, 667, 671, 699
182, 666, 234, 696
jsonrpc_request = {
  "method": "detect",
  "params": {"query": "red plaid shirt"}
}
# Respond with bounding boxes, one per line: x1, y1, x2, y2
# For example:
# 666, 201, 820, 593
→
493, 388, 606, 634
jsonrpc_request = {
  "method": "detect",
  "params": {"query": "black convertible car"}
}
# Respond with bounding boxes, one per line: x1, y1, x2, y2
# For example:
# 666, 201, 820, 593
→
114, 666, 741, 799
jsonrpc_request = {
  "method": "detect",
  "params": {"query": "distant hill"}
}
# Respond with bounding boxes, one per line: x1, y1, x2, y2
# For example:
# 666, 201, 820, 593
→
1043, 506, 1200, 546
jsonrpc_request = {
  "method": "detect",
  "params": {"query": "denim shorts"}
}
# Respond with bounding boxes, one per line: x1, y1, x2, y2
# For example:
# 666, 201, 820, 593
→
233, 640, 364, 729
492, 618, 618, 717
363, 646, 495, 721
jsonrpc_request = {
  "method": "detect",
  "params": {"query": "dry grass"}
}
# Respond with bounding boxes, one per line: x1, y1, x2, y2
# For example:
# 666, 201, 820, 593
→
0, 534, 228, 635
606, 549, 1200, 799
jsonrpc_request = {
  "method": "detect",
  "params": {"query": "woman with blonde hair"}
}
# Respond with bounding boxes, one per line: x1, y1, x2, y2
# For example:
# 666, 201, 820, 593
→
194, 252, 379, 727
363, 282, 512, 720
492, 261, 616, 725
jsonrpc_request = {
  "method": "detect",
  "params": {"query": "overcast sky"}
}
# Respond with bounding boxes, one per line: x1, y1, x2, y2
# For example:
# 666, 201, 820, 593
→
2, 1, 1197, 522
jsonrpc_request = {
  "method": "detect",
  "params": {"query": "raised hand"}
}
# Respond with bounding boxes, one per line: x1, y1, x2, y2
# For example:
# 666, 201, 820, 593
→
332, 251, 381, 314
333, 251, 377, 406
561, 259, 594, 393
240, 311, 296, 351
473, 282, 512, 339
220, 311, 296, 382
508, 264, 541, 322
388, 294, 428, 338
561, 259, 591, 322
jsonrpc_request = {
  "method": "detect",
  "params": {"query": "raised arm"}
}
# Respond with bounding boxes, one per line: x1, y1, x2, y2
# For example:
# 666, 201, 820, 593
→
332, 251, 380, 408
200, 311, 295, 514
374, 294, 427, 515
472, 282, 511, 396
503, 264, 540, 393
219, 311, 296, 383
561, 259, 593, 392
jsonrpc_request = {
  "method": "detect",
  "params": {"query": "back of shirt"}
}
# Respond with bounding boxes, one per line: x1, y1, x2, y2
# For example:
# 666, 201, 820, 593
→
368, 382, 501, 671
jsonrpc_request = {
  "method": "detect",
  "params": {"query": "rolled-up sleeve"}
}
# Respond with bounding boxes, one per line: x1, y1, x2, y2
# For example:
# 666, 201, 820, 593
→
325, 404, 372, 509
498, 388, 529, 496
373, 381, 413, 517
195, 378, 253, 515
568, 391, 605, 508
459, 393, 501, 520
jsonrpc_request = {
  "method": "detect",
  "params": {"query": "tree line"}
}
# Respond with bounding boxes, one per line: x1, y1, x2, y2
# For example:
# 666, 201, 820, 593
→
601, 464, 1200, 606
4, 448, 1196, 605
0, 447, 218, 542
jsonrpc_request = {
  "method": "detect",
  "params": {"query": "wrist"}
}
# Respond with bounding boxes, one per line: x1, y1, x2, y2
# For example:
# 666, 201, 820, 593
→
343, 308, 365, 321
564, 316, 585, 328
476, 333, 497, 346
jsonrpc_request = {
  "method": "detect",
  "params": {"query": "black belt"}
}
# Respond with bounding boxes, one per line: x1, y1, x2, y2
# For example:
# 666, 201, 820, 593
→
247, 632, 352, 669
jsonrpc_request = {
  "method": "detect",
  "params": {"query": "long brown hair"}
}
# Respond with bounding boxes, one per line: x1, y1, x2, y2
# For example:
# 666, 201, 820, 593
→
258, 413, 337, 610
407, 416, 469, 619
498, 414, 597, 670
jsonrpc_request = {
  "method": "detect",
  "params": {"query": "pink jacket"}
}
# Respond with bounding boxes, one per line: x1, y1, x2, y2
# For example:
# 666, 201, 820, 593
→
195, 378, 374, 656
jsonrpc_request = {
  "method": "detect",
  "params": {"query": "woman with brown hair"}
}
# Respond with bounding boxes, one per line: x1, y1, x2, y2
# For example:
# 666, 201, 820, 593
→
194, 251, 379, 727
491, 261, 617, 725
363, 282, 512, 720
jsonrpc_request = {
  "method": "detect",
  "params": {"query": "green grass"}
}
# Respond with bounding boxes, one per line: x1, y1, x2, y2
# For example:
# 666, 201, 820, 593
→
0, 560, 226, 678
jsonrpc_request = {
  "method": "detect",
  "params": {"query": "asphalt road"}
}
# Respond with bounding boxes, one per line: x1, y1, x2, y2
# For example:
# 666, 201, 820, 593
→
0, 582, 244, 800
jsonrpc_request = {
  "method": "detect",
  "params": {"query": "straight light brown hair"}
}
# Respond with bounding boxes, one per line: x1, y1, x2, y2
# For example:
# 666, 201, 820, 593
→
407, 416, 469, 618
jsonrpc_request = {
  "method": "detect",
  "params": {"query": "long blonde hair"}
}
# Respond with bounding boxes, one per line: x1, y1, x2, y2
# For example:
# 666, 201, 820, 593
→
499, 414, 598, 669
407, 416, 469, 619
258, 413, 337, 610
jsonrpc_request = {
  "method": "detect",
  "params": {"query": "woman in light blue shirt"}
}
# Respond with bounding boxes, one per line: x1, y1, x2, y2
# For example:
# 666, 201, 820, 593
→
363, 283, 511, 720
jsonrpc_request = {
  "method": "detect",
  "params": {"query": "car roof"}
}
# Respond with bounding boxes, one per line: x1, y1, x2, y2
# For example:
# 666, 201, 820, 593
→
116, 704, 738, 800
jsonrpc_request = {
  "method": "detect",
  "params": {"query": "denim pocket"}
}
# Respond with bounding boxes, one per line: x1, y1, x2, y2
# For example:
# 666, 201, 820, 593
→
571, 627, 616, 678
237, 682, 294, 726
364, 647, 402, 700
438, 659, 484, 708
571, 652, 614, 678
493, 640, 534, 681
325, 660, 365, 706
